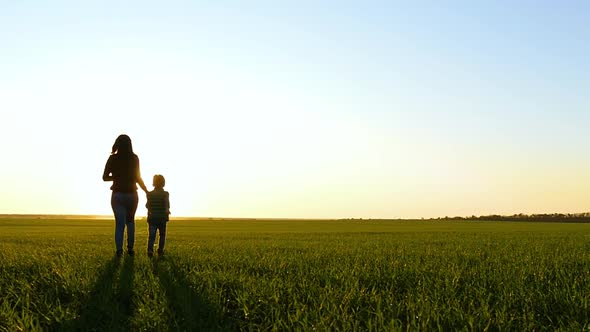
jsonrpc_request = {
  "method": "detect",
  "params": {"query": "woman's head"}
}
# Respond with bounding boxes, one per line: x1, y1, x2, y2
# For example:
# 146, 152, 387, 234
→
112, 134, 133, 155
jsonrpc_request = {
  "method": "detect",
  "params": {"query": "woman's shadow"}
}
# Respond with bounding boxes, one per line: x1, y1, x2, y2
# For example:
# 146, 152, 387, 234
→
58, 255, 135, 331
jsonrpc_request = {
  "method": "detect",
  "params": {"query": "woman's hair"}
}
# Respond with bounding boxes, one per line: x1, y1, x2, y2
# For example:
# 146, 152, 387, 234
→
112, 134, 133, 155
153, 174, 166, 188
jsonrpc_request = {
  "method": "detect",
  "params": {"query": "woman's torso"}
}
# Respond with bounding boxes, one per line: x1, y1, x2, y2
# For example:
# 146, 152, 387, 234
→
107, 153, 139, 193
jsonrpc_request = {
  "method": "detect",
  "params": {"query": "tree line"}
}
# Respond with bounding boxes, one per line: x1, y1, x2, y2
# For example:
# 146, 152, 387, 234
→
342, 213, 590, 223
436, 213, 590, 222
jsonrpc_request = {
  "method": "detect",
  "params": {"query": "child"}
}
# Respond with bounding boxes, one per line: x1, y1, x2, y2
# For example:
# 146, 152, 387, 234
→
146, 174, 170, 257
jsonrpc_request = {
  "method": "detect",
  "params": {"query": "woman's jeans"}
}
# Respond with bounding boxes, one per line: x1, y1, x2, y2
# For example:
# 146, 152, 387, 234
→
111, 192, 138, 251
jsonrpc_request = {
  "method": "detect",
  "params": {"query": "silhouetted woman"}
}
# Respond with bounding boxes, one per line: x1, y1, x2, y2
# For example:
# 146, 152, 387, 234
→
103, 134, 148, 257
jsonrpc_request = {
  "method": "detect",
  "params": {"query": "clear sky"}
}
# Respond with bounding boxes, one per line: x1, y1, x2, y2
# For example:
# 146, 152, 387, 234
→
1, 1, 589, 218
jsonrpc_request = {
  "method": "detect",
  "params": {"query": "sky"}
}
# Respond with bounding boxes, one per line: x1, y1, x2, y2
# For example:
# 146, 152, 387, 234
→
1, 1, 589, 219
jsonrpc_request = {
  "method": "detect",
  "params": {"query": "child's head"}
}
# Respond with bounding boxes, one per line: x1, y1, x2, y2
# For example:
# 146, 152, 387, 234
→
152, 174, 165, 189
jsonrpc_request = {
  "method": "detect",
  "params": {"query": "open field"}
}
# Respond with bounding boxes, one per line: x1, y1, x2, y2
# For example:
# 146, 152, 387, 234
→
0, 217, 589, 331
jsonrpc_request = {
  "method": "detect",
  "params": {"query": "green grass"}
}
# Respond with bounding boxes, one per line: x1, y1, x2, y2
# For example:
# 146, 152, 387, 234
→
0, 218, 589, 331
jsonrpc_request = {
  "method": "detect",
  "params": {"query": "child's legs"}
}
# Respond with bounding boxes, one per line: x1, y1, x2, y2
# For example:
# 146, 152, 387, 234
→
147, 223, 157, 252
157, 223, 167, 252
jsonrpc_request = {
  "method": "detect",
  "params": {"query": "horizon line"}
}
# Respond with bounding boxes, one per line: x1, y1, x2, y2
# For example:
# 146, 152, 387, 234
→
2, 213, 590, 221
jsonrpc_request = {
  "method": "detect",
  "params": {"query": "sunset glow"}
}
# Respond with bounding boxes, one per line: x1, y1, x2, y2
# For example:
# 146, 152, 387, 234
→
1, 2, 589, 218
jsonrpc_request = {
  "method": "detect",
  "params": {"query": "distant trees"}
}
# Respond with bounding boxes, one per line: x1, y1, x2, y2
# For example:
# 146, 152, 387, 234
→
340, 213, 590, 223
437, 213, 590, 223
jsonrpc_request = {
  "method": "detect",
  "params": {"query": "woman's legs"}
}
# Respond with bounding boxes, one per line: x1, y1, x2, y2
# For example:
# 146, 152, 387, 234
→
111, 192, 139, 254
111, 193, 126, 252
125, 192, 138, 252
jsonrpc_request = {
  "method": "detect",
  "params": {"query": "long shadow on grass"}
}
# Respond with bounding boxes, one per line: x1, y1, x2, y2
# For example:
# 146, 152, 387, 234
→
57, 256, 135, 331
152, 256, 234, 330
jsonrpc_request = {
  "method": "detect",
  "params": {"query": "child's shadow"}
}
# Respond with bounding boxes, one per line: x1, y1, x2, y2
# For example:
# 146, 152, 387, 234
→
58, 256, 135, 331
153, 257, 234, 330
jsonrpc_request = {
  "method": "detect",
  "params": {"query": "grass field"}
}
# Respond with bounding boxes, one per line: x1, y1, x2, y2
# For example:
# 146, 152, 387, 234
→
0, 217, 589, 331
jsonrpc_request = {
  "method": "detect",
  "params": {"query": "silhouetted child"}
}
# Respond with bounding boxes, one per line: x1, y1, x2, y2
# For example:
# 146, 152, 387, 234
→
146, 174, 170, 257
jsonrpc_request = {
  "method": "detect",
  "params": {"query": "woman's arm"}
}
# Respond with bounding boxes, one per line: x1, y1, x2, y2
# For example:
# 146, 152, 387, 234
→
137, 176, 148, 194
136, 157, 148, 193
102, 157, 113, 181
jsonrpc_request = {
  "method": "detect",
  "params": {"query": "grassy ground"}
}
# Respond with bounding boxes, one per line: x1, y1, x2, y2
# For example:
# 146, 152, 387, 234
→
0, 217, 589, 331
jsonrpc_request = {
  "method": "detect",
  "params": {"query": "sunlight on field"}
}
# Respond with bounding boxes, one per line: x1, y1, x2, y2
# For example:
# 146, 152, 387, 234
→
1, 218, 589, 330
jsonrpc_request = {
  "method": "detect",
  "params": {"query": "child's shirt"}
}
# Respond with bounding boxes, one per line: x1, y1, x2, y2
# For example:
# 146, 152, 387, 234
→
146, 188, 170, 224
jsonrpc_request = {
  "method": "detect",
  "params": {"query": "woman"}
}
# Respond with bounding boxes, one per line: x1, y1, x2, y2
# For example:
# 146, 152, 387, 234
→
103, 134, 148, 257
